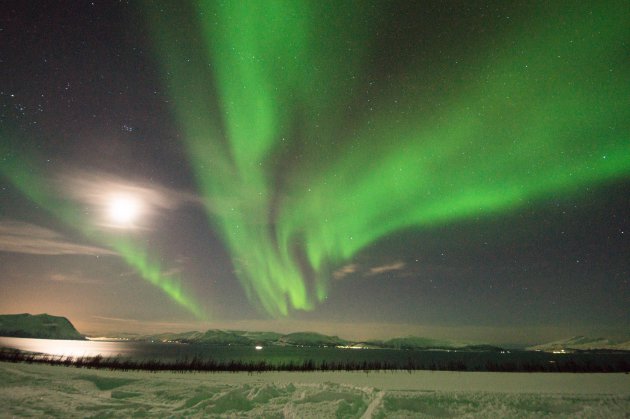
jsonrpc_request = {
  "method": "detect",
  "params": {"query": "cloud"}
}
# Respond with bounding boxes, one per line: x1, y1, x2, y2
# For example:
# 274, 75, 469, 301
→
49, 273, 98, 284
333, 261, 408, 280
368, 261, 406, 276
59, 171, 204, 230
332, 264, 358, 280
0, 220, 117, 256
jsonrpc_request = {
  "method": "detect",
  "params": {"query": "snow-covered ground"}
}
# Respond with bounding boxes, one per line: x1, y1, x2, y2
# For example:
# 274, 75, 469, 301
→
0, 361, 628, 417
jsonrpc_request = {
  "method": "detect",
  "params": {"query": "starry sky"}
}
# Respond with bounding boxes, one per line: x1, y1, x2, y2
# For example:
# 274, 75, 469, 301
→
1, 1, 628, 344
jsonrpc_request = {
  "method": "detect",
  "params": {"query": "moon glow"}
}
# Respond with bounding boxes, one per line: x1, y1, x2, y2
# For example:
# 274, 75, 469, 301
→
107, 194, 141, 227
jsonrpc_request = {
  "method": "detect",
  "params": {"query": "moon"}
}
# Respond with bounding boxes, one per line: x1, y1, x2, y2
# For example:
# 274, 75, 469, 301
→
107, 194, 142, 226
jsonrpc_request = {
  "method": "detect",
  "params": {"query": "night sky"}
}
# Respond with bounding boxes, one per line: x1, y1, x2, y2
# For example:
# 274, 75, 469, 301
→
1, 1, 628, 344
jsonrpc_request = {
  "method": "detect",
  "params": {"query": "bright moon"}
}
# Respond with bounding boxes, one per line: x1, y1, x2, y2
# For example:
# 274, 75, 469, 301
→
107, 194, 141, 226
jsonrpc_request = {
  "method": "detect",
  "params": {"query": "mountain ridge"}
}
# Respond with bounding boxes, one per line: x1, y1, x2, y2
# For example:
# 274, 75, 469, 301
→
0, 313, 84, 340
107, 329, 503, 351
7, 314, 626, 352
527, 335, 630, 352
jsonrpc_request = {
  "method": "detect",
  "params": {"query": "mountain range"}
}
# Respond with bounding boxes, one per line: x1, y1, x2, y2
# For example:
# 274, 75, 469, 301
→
112, 329, 504, 351
2, 314, 628, 353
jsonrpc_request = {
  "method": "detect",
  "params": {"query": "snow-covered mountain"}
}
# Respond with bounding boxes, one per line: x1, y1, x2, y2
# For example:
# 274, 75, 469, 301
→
111, 330, 502, 351
528, 336, 630, 352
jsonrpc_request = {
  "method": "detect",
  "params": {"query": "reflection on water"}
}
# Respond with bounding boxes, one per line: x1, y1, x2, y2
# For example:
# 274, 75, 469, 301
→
0, 337, 138, 357
0, 337, 221, 361
2, 337, 629, 371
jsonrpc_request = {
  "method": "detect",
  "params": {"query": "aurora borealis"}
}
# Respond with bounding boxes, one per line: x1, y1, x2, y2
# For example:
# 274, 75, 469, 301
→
145, 1, 630, 316
0, 145, 205, 317
0, 1, 628, 342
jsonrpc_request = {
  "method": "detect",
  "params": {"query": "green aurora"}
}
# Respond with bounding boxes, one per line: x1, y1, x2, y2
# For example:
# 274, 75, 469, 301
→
0, 147, 205, 318
2, 1, 629, 320
144, 1, 630, 317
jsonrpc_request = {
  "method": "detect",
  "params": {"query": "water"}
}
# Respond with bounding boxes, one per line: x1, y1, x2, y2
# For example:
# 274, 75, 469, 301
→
0, 337, 251, 360
1, 337, 628, 371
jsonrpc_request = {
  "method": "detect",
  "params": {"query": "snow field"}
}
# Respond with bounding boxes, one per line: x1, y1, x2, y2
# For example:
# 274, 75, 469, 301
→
0, 361, 628, 417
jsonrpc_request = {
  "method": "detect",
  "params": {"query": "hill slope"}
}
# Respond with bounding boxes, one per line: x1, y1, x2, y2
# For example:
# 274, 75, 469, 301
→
365, 336, 503, 351
0, 313, 84, 340
278, 332, 347, 347
528, 336, 630, 352
123, 330, 500, 351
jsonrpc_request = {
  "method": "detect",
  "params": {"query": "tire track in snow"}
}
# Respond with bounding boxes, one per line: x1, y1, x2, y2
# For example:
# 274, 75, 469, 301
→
361, 390, 385, 418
